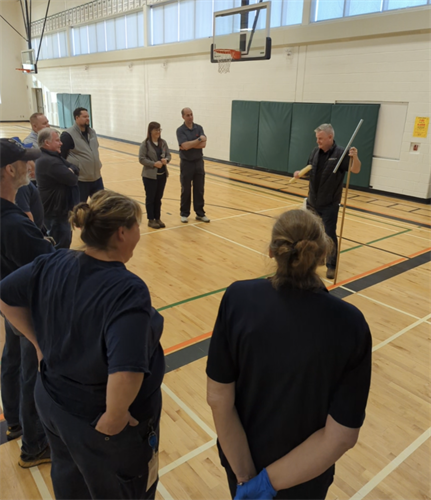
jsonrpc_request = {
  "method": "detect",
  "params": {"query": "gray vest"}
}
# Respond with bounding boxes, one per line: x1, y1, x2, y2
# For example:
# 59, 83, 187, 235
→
66, 123, 102, 182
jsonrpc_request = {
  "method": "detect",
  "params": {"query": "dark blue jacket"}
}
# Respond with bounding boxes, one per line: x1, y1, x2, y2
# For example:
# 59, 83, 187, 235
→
0, 198, 55, 280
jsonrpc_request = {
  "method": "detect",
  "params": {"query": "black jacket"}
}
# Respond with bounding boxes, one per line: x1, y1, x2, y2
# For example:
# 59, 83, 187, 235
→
0, 198, 55, 280
307, 142, 350, 209
36, 149, 80, 218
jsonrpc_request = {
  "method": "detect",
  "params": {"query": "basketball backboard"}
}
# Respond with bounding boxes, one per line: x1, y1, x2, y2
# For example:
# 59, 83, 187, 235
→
211, 1, 271, 64
21, 49, 36, 73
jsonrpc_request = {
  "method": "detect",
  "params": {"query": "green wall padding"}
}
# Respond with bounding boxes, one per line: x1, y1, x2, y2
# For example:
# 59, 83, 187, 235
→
287, 103, 332, 174
230, 101, 260, 166
57, 93, 93, 129
257, 102, 293, 172
330, 104, 380, 188
57, 94, 66, 128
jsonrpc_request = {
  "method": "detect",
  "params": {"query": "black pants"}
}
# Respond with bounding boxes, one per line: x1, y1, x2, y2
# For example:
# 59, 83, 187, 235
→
35, 375, 159, 500
1, 320, 47, 459
142, 174, 167, 220
78, 178, 104, 203
308, 202, 340, 269
180, 158, 205, 217
44, 215, 72, 249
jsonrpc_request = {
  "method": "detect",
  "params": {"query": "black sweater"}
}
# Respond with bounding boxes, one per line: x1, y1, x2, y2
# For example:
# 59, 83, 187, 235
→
35, 148, 80, 218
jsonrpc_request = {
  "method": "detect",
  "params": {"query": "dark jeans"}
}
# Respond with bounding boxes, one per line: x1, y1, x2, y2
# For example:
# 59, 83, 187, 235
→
308, 202, 340, 269
180, 158, 205, 217
1, 320, 47, 458
35, 375, 159, 500
45, 215, 72, 249
78, 177, 104, 203
142, 174, 167, 220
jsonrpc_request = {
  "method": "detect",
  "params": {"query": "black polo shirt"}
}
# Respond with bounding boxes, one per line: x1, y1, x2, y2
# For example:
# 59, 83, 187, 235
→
307, 142, 350, 209
176, 122, 205, 161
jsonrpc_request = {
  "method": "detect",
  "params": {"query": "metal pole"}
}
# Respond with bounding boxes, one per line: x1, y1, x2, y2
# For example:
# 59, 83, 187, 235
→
333, 119, 363, 174
333, 157, 353, 285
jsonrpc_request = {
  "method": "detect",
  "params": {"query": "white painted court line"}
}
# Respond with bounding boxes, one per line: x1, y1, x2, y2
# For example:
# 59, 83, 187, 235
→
342, 215, 402, 234
372, 314, 431, 352
161, 383, 217, 440
406, 233, 431, 242
16, 440, 53, 500
159, 439, 216, 477
193, 225, 269, 258
157, 480, 175, 500
349, 427, 431, 500
140, 204, 295, 236
340, 287, 422, 320
106, 177, 141, 183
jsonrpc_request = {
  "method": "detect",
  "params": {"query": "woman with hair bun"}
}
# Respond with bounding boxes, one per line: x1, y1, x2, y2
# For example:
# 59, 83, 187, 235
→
0, 190, 164, 500
207, 209, 372, 500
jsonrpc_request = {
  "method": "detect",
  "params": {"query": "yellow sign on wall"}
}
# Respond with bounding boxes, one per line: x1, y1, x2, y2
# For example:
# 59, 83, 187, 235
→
413, 117, 429, 138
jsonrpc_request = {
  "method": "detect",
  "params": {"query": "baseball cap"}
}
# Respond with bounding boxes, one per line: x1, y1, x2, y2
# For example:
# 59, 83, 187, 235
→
0, 138, 41, 168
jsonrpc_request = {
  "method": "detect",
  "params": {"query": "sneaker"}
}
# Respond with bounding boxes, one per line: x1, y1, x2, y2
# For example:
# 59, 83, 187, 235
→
180, 216, 188, 223
6, 424, 22, 441
156, 219, 166, 228
18, 446, 51, 469
326, 268, 335, 279
148, 219, 160, 229
195, 215, 210, 223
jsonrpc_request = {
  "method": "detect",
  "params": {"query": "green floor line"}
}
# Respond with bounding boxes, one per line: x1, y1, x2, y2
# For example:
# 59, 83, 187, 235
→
156, 229, 412, 312
341, 229, 412, 254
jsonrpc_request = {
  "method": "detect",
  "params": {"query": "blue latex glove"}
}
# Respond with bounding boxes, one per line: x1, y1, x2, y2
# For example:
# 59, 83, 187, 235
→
234, 469, 277, 500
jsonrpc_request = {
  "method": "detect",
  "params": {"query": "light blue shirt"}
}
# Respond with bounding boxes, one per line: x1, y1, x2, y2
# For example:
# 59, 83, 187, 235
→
23, 130, 39, 148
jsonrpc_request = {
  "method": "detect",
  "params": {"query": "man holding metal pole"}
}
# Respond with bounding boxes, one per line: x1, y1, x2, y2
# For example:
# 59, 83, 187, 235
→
294, 124, 361, 280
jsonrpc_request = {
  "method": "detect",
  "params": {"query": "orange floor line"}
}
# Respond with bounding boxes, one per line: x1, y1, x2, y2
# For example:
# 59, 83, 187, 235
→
407, 247, 431, 259
328, 257, 407, 290
163, 331, 212, 356
0, 413, 4, 422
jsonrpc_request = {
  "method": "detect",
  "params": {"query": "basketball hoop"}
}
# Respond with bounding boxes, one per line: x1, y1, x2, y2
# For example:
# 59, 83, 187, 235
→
16, 68, 32, 74
214, 49, 241, 74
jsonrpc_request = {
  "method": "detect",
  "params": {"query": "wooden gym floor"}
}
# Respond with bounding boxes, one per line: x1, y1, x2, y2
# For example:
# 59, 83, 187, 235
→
0, 122, 430, 500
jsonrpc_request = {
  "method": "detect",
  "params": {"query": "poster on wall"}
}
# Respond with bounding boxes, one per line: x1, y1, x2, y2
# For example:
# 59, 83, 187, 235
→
413, 117, 429, 138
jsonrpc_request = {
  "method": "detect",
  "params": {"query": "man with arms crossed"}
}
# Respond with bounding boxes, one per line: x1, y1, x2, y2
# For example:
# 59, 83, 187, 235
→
295, 124, 361, 279
60, 107, 103, 202
37, 129, 80, 249
176, 108, 210, 223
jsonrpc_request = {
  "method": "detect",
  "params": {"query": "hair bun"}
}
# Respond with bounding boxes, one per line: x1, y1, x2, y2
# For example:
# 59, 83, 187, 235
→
69, 202, 90, 229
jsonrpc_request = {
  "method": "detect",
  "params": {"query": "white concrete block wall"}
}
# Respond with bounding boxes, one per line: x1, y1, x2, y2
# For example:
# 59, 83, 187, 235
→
0, 2, 30, 121
25, 14, 431, 200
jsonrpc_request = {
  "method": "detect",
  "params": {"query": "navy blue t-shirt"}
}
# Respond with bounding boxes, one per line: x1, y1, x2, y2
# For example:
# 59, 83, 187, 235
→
15, 182, 45, 229
0, 250, 165, 421
207, 278, 371, 496
176, 122, 205, 161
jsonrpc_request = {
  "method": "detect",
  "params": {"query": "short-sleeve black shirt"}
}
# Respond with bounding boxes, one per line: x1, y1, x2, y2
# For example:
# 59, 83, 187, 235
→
0, 250, 165, 422
207, 279, 371, 495
176, 122, 205, 161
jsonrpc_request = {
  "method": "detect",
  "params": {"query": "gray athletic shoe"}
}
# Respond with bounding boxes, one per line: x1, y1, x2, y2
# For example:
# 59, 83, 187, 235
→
196, 215, 210, 223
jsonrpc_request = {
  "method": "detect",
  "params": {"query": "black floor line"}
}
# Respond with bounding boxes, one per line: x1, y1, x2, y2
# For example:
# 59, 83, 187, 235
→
164, 251, 431, 374
98, 144, 430, 228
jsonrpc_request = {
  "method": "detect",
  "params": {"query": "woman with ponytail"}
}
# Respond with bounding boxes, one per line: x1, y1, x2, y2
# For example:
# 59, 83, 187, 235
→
207, 209, 372, 500
0, 190, 164, 500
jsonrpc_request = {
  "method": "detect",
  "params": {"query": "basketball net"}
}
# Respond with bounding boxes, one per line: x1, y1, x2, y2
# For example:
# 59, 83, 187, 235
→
214, 49, 241, 74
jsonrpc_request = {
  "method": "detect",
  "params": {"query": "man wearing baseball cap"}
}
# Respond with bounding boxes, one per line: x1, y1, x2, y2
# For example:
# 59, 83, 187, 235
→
0, 138, 55, 467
